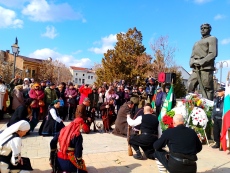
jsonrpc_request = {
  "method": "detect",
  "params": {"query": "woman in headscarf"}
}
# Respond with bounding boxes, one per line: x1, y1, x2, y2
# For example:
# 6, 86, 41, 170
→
40, 100, 64, 136
50, 117, 89, 173
0, 120, 31, 173
22, 78, 30, 99
12, 85, 24, 111
29, 82, 44, 121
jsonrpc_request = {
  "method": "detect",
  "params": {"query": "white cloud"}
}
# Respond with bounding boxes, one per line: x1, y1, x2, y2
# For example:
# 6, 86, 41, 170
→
22, 0, 85, 22
0, 6, 23, 28
214, 14, 226, 20
221, 38, 230, 45
89, 34, 117, 54
193, 0, 212, 4
29, 48, 93, 68
41, 26, 58, 39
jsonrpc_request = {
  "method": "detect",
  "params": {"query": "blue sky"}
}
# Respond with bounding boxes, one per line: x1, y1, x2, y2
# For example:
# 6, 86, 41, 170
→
0, 0, 230, 82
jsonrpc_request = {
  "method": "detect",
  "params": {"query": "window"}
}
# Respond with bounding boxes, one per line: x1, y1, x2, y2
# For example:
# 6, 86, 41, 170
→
91, 76, 93, 80
76, 73, 78, 76
88, 76, 90, 79
75, 78, 78, 83
82, 79, 85, 84
83, 74, 85, 76
79, 78, 81, 84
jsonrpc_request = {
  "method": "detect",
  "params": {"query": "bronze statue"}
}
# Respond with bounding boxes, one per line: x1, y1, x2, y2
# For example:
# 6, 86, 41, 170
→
188, 23, 218, 100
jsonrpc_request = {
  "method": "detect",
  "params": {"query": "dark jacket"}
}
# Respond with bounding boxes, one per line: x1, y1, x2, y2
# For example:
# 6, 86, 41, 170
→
88, 91, 99, 108
7, 105, 29, 127
212, 96, 224, 119
145, 84, 155, 96
154, 125, 202, 156
155, 91, 164, 107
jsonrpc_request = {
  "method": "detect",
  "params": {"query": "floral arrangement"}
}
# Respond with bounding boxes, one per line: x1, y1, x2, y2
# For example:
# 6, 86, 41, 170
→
160, 93, 213, 142
160, 110, 175, 131
183, 94, 213, 140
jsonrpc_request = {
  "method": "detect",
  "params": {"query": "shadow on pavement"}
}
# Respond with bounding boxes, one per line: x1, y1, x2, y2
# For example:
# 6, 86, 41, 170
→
87, 163, 142, 173
31, 163, 141, 173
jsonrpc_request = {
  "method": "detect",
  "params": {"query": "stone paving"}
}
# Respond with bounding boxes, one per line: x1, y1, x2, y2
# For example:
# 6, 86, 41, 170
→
0, 119, 230, 173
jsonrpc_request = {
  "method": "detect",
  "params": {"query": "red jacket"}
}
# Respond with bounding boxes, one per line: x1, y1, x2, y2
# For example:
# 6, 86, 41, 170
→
29, 89, 45, 108
79, 85, 92, 104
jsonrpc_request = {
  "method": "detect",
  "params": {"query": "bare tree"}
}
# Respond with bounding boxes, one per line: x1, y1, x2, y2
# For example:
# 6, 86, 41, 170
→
150, 35, 177, 78
38, 59, 72, 84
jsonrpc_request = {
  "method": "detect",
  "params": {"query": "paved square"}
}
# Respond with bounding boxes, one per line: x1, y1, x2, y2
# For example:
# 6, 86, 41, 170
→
0, 119, 229, 173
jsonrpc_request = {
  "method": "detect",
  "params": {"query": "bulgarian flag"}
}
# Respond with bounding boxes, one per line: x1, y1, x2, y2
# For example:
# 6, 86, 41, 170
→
158, 85, 174, 121
220, 81, 230, 151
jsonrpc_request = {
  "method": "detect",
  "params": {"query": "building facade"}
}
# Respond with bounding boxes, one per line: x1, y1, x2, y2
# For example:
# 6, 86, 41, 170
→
0, 50, 42, 82
178, 66, 191, 89
69, 66, 96, 85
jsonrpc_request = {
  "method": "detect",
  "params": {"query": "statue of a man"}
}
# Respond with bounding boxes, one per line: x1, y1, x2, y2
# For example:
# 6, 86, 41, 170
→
188, 23, 218, 100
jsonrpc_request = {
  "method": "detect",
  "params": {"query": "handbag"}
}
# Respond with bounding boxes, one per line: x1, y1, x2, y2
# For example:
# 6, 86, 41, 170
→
39, 100, 45, 106
67, 98, 75, 105
30, 100, 37, 107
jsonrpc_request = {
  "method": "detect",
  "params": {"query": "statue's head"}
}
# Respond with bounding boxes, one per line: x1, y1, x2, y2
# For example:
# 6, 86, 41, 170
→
200, 23, 212, 37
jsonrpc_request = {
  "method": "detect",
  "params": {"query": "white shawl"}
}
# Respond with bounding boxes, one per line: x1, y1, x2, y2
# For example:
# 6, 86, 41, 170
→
0, 120, 30, 146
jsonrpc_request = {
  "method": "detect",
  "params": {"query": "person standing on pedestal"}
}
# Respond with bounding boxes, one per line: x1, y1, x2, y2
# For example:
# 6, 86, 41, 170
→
188, 23, 218, 100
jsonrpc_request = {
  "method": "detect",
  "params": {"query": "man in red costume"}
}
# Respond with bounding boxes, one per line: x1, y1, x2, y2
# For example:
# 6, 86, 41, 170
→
50, 117, 89, 173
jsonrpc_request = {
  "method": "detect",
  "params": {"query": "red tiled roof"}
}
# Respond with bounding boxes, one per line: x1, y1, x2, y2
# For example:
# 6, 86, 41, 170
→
19, 55, 43, 63
70, 66, 88, 71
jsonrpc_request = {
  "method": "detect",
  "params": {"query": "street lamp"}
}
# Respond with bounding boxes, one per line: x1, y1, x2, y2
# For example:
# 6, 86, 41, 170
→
11, 37, 20, 78
215, 61, 228, 84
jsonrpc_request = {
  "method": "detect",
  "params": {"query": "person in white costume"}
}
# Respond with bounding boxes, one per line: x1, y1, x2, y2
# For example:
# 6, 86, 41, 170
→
0, 120, 30, 173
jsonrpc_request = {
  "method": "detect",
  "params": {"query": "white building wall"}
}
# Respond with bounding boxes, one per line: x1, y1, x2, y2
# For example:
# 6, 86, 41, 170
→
70, 69, 96, 85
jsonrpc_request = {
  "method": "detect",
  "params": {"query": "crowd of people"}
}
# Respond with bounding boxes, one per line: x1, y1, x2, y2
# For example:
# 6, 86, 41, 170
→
0, 74, 205, 173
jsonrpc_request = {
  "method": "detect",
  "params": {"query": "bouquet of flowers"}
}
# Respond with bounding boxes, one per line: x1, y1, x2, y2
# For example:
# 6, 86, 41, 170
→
160, 110, 175, 131
182, 93, 214, 142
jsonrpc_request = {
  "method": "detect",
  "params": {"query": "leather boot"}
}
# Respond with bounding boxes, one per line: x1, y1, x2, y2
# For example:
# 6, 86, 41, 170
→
133, 150, 143, 160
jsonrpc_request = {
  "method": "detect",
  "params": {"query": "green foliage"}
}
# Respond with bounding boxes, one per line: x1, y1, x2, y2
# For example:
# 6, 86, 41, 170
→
167, 110, 175, 118
173, 71, 187, 98
95, 27, 152, 85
